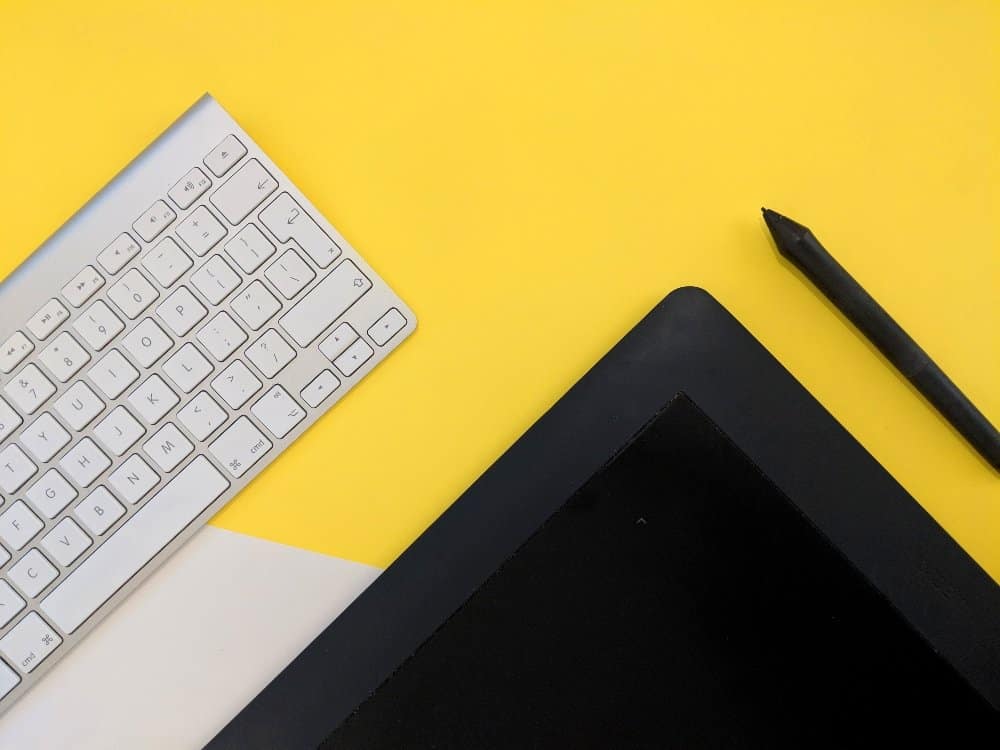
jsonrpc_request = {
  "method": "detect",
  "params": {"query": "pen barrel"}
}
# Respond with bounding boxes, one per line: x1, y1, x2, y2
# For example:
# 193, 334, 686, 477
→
910, 363, 1000, 471
782, 232, 1000, 471
780, 233, 928, 376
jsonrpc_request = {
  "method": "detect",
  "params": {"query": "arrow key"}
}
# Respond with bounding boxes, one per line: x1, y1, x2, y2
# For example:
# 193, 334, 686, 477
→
333, 338, 374, 378
301, 370, 340, 408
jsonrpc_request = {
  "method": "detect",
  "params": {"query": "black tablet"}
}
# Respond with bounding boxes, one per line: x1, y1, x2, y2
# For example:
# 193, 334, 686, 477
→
210, 288, 1000, 748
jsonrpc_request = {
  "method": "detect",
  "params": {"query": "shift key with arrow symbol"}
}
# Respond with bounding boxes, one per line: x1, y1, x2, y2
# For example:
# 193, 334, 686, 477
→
261, 192, 343, 269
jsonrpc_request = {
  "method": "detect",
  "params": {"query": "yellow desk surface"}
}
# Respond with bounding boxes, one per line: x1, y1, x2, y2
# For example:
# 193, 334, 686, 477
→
1, 2, 997, 580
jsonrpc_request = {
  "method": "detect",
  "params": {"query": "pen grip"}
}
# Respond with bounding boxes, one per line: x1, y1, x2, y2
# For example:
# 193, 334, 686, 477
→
783, 235, 928, 376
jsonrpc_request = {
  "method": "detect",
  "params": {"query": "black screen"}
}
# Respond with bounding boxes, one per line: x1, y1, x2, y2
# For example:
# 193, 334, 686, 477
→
326, 395, 997, 748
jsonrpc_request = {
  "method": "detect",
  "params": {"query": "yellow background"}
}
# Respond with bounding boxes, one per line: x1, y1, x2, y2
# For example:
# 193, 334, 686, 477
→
1, 2, 997, 579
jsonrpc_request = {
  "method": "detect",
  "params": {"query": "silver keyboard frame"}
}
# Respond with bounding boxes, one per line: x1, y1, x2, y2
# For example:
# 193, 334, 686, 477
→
0, 93, 415, 711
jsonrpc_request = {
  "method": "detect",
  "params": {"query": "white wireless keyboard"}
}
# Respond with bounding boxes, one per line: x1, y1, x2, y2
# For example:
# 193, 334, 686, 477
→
0, 95, 415, 712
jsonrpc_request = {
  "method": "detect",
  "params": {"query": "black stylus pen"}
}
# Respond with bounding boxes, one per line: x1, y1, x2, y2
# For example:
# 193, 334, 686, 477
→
762, 208, 1000, 472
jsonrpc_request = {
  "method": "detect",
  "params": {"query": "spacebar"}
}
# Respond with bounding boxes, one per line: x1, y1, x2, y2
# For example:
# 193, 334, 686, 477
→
41, 457, 230, 634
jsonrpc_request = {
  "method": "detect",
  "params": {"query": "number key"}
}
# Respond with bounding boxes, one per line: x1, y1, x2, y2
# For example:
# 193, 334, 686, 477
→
39, 332, 91, 382
108, 269, 160, 319
73, 299, 125, 351
3, 363, 56, 414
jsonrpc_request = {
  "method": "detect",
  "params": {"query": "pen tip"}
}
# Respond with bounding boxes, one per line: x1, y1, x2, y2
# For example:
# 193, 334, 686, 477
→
760, 207, 810, 251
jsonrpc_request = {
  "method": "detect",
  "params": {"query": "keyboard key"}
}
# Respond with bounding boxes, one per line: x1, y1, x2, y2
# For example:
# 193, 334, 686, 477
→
122, 318, 173, 368
143, 423, 194, 472
157, 286, 207, 336
0, 501, 43, 551
0, 445, 37, 494
74, 299, 125, 351
334, 338, 375, 377
279, 260, 372, 346
177, 392, 227, 441
142, 237, 192, 287
4, 363, 56, 415
0, 332, 34, 375
0, 582, 26, 628
25, 469, 77, 519
231, 280, 281, 331
74, 487, 126, 536
168, 166, 212, 210
108, 269, 160, 320
108, 455, 159, 505
128, 374, 179, 425
368, 308, 407, 346
8, 548, 59, 598
197, 311, 248, 361
245, 329, 296, 378
318, 322, 358, 362
27, 299, 70, 341
132, 200, 176, 243
301, 370, 339, 408
204, 134, 247, 177
191, 255, 241, 305
252, 385, 305, 439
225, 223, 275, 273
19, 413, 70, 463
60, 266, 104, 308
212, 361, 261, 409
97, 233, 141, 275
42, 456, 229, 634
39, 332, 90, 382
0, 612, 61, 673
209, 416, 271, 478
41, 518, 92, 567
88, 349, 140, 400
211, 159, 277, 225
54, 381, 105, 431
163, 343, 213, 393
60, 438, 111, 488
93, 406, 146, 457
176, 205, 227, 257
0, 397, 24, 445
260, 193, 342, 268
266, 248, 315, 299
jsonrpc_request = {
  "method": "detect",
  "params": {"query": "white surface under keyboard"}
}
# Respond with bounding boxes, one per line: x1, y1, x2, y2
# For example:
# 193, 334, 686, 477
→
0, 526, 381, 749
